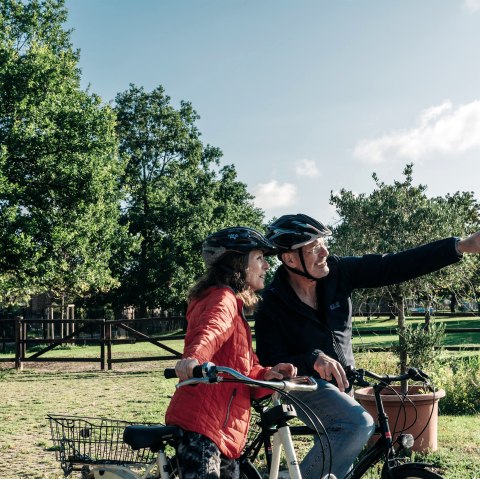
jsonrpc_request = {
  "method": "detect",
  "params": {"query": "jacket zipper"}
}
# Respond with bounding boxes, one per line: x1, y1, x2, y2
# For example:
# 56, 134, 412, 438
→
223, 388, 237, 429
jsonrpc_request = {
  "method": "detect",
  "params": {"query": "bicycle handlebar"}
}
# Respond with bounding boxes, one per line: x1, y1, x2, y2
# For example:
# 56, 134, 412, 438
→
164, 363, 318, 393
346, 366, 432, 388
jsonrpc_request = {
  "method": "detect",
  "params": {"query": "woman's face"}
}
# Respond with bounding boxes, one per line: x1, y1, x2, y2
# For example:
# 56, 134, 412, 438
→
245, 249, 269, 291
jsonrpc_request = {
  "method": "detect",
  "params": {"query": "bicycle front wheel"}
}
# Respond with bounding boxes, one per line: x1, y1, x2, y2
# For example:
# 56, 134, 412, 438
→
240, 459, 262, 479
383, 464, 444, 479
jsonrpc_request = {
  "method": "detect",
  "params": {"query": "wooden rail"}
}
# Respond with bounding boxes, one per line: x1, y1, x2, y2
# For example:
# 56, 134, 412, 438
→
1, 316, 479, 370
0, 316, 185, 370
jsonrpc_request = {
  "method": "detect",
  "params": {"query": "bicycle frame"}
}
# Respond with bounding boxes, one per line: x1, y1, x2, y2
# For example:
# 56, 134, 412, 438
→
344, 367, 441, 479
243, 366, 442, 479
169, 364, 324, 479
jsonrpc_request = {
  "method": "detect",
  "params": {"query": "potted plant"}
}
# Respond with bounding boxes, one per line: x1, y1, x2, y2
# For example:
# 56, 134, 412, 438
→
355, 317, 446, 452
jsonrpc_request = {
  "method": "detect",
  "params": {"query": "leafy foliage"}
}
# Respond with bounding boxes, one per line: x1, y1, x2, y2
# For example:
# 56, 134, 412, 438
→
329, 164, 480, 377
113, 84, 265, 312
0, 0, 126, 303
432, 355, 480, 415
396, 322, 445, 370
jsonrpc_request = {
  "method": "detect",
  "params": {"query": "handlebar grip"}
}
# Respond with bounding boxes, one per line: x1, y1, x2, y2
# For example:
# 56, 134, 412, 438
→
164, 368, 177, 379
164, 364, 205, 379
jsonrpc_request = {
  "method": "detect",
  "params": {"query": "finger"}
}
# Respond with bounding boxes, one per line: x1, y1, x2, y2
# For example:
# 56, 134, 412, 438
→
266, 369, 283, 380
331, 370, 345, 392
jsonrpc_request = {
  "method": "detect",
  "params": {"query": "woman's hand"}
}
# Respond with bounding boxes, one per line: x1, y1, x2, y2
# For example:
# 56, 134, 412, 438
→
264, 362, 297, 380
174, 357, 199, 381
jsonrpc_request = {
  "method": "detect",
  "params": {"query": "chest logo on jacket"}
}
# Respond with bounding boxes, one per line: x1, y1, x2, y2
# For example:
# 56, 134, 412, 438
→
330, 301, 341, 311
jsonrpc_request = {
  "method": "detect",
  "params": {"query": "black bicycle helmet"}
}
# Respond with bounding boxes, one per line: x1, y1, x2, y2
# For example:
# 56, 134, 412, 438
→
202, 227, 277, 268
266, 213, 332, 250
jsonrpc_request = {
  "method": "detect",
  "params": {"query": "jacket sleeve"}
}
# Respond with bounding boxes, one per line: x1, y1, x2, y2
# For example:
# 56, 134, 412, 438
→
183, 289, 237, 363
340, 237, 462, 290
249, 351, 274, 399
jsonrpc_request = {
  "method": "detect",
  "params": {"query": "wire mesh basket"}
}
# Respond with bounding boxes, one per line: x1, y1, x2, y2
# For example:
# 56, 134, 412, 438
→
48, 414, 158, 476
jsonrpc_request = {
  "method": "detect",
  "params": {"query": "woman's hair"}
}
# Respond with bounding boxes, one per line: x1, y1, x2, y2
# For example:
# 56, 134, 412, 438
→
188, 251, 258, 308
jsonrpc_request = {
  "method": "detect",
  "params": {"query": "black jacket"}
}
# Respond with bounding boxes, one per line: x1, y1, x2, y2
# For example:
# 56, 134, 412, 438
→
254, 237, 461, 376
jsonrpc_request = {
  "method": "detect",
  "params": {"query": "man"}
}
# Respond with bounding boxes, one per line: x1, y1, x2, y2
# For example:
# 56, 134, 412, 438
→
254, 213, 480, 479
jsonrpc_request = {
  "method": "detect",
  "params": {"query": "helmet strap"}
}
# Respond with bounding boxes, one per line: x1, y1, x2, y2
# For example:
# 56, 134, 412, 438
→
282, 249, 317, 281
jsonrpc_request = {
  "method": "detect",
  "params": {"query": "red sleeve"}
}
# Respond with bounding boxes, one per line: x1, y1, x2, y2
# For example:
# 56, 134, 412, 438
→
183, 288, 237, 363
249, 351, 274, 399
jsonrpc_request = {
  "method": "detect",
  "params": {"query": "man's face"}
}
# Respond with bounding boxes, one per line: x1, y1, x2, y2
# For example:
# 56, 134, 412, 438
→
289, 238, 330, 279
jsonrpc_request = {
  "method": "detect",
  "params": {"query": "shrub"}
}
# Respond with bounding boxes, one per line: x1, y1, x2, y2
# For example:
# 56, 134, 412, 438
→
432, 355, 480, 415
396, 322, 445, 370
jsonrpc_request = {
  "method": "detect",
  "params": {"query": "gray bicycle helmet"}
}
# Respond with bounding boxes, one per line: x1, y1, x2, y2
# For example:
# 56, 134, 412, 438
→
202, 227, 277, 268
266, 213, 332, 250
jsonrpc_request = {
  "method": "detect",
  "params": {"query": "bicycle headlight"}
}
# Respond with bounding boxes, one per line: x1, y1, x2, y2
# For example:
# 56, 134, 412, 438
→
399, 433, 414, 449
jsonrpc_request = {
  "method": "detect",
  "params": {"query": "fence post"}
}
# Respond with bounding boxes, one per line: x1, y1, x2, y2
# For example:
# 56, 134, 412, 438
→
22, 319, 27, 358
1, 323, 5, 354
100, 318, 105, 370
106, 321, 112, 371
14, 316, 23, 371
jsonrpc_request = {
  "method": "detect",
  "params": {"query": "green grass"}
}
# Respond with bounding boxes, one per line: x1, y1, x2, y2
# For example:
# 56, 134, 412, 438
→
352, 315, 480, 349
1, 347, 479, 479
0, 364, 178, 478
1, 320, 479, 478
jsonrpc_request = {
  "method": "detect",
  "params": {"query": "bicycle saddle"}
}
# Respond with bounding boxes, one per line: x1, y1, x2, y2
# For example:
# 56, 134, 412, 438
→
123, 425, 183, 451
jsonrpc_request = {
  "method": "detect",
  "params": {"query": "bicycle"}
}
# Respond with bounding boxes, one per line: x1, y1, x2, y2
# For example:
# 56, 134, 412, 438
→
340, 367, 444, 479
48, 362, 326, 479
48, 364, 445, 479
239, 366, 446, 478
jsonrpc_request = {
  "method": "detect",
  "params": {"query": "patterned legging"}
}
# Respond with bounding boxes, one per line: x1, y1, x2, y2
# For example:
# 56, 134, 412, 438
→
176, 430, 240, 479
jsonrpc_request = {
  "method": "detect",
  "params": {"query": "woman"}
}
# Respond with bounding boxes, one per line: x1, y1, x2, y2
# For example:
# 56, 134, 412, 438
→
165, 226, 296, 479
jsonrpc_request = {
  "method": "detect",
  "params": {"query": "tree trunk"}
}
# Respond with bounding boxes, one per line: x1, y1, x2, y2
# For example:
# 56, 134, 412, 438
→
396, 295, 408, 394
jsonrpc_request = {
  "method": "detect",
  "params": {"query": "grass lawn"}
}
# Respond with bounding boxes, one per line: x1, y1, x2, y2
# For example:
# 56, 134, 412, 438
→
1, 349, 479, 479
351, 315, 480, 349
0, 317, 479, 478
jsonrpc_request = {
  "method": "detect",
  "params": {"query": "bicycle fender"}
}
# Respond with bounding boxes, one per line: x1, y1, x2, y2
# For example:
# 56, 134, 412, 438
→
387, 462, 442, 477
90, 465, 139, 479
393, 462, 437, 471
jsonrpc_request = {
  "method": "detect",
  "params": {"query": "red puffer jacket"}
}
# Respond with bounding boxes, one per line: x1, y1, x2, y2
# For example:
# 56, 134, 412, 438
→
165, 286, 270, 459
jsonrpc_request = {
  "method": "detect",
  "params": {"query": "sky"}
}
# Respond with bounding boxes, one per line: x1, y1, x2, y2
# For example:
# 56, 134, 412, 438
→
64, 0, 480, 225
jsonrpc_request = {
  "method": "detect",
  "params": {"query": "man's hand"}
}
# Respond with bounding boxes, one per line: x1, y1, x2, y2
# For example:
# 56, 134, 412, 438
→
174, 357, 199, 381
457, 231, 480, 255
264, 362, 297, 380
313, 352, 349, 392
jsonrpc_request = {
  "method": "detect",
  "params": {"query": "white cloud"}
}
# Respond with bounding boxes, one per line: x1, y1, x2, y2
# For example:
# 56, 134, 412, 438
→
354, 100, 480, 164
464, 0, 480, 12
252, 180, 297, 210
295, 159, 321, 178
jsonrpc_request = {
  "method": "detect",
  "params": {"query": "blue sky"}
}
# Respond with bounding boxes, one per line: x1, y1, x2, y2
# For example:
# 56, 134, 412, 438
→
65, 0, 480, 225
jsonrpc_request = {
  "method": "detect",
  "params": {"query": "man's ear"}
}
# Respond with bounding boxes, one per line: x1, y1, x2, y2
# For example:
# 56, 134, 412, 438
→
281, 251, 296, 265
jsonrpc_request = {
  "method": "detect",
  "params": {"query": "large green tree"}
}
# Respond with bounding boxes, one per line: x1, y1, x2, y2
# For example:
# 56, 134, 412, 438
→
0, 0, 125, 304
114, 84, 264, 313
329, 164, 480, 373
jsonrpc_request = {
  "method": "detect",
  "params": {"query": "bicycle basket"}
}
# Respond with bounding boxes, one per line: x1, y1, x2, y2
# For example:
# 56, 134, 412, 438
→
48, 414, 158, 476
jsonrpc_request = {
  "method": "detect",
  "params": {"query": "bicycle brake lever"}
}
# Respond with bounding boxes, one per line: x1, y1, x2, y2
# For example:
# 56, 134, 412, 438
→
345, 366, 369, 387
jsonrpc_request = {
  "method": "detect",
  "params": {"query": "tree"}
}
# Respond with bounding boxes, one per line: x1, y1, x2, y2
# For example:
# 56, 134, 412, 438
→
0, 0, 126, 304
113, 84, 265, 313
329, 164, 480, 379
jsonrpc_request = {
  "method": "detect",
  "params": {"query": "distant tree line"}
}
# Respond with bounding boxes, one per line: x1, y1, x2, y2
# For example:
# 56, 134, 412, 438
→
1, 1, 479, 318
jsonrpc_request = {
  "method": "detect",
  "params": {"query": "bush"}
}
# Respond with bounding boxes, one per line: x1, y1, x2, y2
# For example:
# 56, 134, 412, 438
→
356, 350, 480, 415
396, 322, 445, 370
432, 355, 480, 415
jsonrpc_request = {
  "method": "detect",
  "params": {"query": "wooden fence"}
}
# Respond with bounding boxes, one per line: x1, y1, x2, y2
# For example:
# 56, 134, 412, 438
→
1, 316, 479, 370
0, 316, 185, 370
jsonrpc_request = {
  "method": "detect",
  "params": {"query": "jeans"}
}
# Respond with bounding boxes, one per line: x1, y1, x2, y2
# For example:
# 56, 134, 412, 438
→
289, 379, 375, 479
